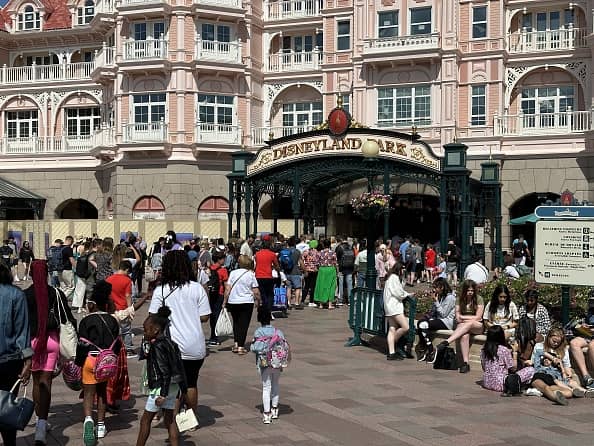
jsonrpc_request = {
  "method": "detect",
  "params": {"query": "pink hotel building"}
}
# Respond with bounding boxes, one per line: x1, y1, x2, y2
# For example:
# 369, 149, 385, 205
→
0, 0, 592, 242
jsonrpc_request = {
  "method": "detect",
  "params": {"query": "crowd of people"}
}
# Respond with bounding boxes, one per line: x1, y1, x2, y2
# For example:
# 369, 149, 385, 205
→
0, 228, 592, 446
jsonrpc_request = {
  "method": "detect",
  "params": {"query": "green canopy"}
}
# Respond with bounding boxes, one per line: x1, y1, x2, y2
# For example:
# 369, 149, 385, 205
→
509, 213, 539, 225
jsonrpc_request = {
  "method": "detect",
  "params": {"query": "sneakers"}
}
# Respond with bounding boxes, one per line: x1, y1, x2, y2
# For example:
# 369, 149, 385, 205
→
126, 349, 137, 358
263, 412, 272, 424
386, 353, 403, 361
582, 374, 594, 388
308, 302, 317, 307
572, 387, 586, 398
459, 362, 470, 374
417, 351, 428, 362
83, 418, 95, 446
554, 390, 568, 406
97, 423, 106, 439
271, 407, 279, 419
207, 339, 221, 346
525, 388, 543, 397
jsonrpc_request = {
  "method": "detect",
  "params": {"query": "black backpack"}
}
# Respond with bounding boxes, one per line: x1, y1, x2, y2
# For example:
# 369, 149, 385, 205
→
503, 373, 522, 395
207, 266, 221, 298
340, 245, 355, 270
513, 242, 525, 259
433, 346, 458, 370
75, 253, 92, 279
516, 314, 537, 348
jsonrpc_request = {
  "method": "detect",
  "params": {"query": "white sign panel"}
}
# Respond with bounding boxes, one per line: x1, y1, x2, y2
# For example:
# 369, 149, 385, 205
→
473, 227, 485, 244
535, 220, 594, 286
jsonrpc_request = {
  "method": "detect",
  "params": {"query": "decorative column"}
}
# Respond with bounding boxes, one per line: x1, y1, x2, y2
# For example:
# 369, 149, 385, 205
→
272, 184, 279, 234
481, 161, 503, 268
292, 168, 301, 237
244, 182, 252, 239
227, 150, 255, 239
383, 163, 390, 241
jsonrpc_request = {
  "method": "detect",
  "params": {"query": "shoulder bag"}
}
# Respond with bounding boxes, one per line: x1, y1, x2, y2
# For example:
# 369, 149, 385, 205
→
0, 380, 34, 431
55, 288, 78, 359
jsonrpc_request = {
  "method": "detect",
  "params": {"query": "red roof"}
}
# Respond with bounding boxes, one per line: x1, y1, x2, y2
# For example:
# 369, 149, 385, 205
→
0, 0, 72, 32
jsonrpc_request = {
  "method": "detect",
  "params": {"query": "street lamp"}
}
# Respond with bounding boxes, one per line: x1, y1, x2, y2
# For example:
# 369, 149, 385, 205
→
360, 140, 380, 289
361, 139, 380, 159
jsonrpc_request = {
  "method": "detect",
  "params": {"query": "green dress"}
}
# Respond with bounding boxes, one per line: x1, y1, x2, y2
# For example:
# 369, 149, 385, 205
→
314, 249, 337, 304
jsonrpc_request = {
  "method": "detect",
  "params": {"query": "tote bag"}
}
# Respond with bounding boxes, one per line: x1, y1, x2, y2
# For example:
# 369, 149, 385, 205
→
0, 380, 34, 431
176, 408, 199, 432
56, 288, 78, 359
215, 308, 233, 337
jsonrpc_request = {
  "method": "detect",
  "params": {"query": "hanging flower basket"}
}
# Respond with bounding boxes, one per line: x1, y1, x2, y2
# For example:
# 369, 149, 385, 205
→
350, 192, 391, 218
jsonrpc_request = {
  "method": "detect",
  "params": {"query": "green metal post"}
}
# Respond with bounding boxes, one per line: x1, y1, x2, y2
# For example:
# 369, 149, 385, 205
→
252, 196, 259, 235
383, 164, 390, 241
460, 176, 472, 274
439, 175, 448, 255
272, 184, 279, 234
244, 182, 252, 239
292, 169, 300, 237
227, 179, 234, 240
561, 286, 570, 325
494, 184, 503, 267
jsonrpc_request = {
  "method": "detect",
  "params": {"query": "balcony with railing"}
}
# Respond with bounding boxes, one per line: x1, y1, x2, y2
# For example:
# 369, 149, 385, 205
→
195, 123, 241, 144
195, 38, 242, 64
363, 33, 440, 57
251, 125, 317, 146
122, 121, 168, 143
507, 28, 588, 53
0, 136, 94, 155
265, 0, 322, 21
0, 62, 95, 85
94, 46, 115, 68
266, 50, 322, 73
91, 126, 116, 148
494, 110, 591, 136
122, 39, 168, 62
193, 0, 243, 9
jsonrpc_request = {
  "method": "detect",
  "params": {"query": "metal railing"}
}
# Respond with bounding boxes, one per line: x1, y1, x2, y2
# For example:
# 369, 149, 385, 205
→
122, 39, 168, 61
120, 0, 167, 5
364, 33, 440, 53
194, 0, 242, 8
95, 0, 116, 14
507, 27, 588, 53
195, 38, 242, 63
266, 50, 322, 72
251, 125, 317, 146
91, 126, 116, 147
266, 0, 322, 20
0, 61, 95, 84
195, 123, 241, 144
94, 46, 115, 68
122, 121, 168, 142
0, 136, 94, 154
494, 110, 591, 136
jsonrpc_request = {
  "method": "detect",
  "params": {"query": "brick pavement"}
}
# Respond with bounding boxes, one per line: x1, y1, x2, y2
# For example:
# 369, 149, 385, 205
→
14, 299, 594, 446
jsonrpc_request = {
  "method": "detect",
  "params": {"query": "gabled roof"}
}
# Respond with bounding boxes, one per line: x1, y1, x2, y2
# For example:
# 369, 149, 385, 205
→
0, 176, 45, 200
0, 0, 72, 32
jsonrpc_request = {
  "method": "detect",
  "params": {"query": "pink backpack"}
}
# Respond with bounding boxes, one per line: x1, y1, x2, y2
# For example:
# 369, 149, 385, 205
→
80, 336, 119, 381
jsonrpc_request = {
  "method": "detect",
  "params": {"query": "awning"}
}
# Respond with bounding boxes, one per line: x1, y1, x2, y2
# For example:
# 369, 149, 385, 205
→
0, 177, 46, 219
0, 177, 44, 200
509, 213, 539, 225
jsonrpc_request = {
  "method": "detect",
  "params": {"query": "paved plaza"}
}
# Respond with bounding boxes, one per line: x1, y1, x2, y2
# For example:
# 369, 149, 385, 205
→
14, 300, 594, 446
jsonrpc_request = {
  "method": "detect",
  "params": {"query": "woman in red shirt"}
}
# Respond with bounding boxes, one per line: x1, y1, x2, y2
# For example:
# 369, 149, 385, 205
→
423, 244, 436, 283
254, 239, 280, 312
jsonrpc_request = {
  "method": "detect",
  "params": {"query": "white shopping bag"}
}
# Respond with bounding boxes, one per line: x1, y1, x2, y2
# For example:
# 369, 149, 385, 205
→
215, 308, 233, 337
176, 408, 198, 432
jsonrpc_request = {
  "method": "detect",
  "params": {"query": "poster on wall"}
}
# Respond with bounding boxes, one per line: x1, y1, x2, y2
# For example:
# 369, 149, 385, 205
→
176, 233, 194, 245
7, 231, 22, 253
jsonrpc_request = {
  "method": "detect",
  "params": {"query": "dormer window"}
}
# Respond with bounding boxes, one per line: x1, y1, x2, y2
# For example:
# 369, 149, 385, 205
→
77, 0, 95, 26
18, 5, 41, 31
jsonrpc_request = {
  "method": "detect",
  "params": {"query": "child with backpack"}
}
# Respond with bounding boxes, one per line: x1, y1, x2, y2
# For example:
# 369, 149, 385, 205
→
76, 280, 122, 446
136, 306, 188, 446
250, 307, 290, 424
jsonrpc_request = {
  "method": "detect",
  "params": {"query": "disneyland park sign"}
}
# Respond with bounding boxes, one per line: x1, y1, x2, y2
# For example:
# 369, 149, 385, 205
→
246, 132, 441, 176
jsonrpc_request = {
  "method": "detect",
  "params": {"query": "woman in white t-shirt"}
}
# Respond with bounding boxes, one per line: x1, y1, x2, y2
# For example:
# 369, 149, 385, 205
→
149, 250, 211, 424
483, 284, 519, 339
223, 255, 261, 355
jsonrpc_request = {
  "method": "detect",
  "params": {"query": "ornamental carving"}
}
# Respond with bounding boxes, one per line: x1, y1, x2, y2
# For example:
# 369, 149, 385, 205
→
264, 80, 323, 122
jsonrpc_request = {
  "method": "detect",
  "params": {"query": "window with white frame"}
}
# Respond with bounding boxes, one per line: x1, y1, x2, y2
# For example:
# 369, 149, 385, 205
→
133, 93, 166, 123
18, 5, 41, 31
377, 86, 431, 126
378, 11, 398, 38
282, 102, 323, 131
521, 86, 574, 128
77, 0, 95, 25
282, 35, 315, 53
341, 94, 350, 113
410, 7, 431, 35
6, 111, 39, 138
337, 20, 351, 50
471, 85, 486, 125
133, 21, 165, 40
197, 94, 234, 127
472, 6, 487, 38
25, 55, 59, 66
201, 23, 230, 43
66, 108, 100, 136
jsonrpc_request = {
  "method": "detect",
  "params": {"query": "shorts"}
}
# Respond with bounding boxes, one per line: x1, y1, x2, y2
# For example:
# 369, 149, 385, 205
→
446, 262, 457, 274
182, 358, 205, 389
286, 274, 302, 289
532, 372, 556, 387
31, 330, 60, 373
82, 355, 108, 385
145, 384, 180, 412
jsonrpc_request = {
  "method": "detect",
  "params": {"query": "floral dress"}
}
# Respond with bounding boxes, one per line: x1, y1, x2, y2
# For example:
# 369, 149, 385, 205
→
481, 344, 534, 392
313, 249, 337, 305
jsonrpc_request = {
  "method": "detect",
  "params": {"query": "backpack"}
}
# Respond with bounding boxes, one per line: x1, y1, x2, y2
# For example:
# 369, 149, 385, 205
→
279, 248, 294, 273
253, 328, 291, 369
151, 252, 163, 270
515, 264, 531, 277
433, 346, 458, 370
513, 242, 525, 259
79, 336, 119, 381
503, 373, 522, 395
75, 253, 92, 279
516, 314, 537, 348
47, 246, 64, 272
405, 245, 414, 263
340, 245, 355, 270
207, 266, 221, 297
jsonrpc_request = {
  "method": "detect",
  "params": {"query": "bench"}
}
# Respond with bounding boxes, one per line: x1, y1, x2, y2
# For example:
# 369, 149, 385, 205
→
430, 330, 487, 365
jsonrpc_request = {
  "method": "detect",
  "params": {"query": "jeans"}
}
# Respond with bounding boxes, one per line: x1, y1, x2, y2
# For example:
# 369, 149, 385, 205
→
120, 319, 134, 350
260, 367, 281, 413
357, 272, 366, 288
209, 294, 223, 340
337, 272, 353, 304
49, 271, 60, 287
257, 278, 275, 312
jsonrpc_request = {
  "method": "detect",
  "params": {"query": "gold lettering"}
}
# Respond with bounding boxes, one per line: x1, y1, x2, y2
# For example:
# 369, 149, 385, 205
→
262, 153, 272, 165
396, 143, 407, 156
312, 139, 322, 151
273, 148, 284, 160
286, 145, 295, 156
349, 138, 362, 150
340, 139, 350, 150
384, 140, 395, 153
299, 142, 309, 154
373, 138, 385, 152
328, 139, 340, 151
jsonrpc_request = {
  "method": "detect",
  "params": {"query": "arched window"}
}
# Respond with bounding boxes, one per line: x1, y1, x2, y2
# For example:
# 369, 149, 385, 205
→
77, 0, 95, 25
133, 195, 165, 220
197, 196, 229, 220
18, 5, 41, 31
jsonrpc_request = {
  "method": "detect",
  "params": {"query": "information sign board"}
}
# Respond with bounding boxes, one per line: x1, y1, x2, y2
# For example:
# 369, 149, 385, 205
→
535, 220, 594, 286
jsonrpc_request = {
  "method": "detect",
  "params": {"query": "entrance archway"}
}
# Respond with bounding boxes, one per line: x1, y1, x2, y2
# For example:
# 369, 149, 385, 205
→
509, 192, 560, 249
55, 199, 98, 219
